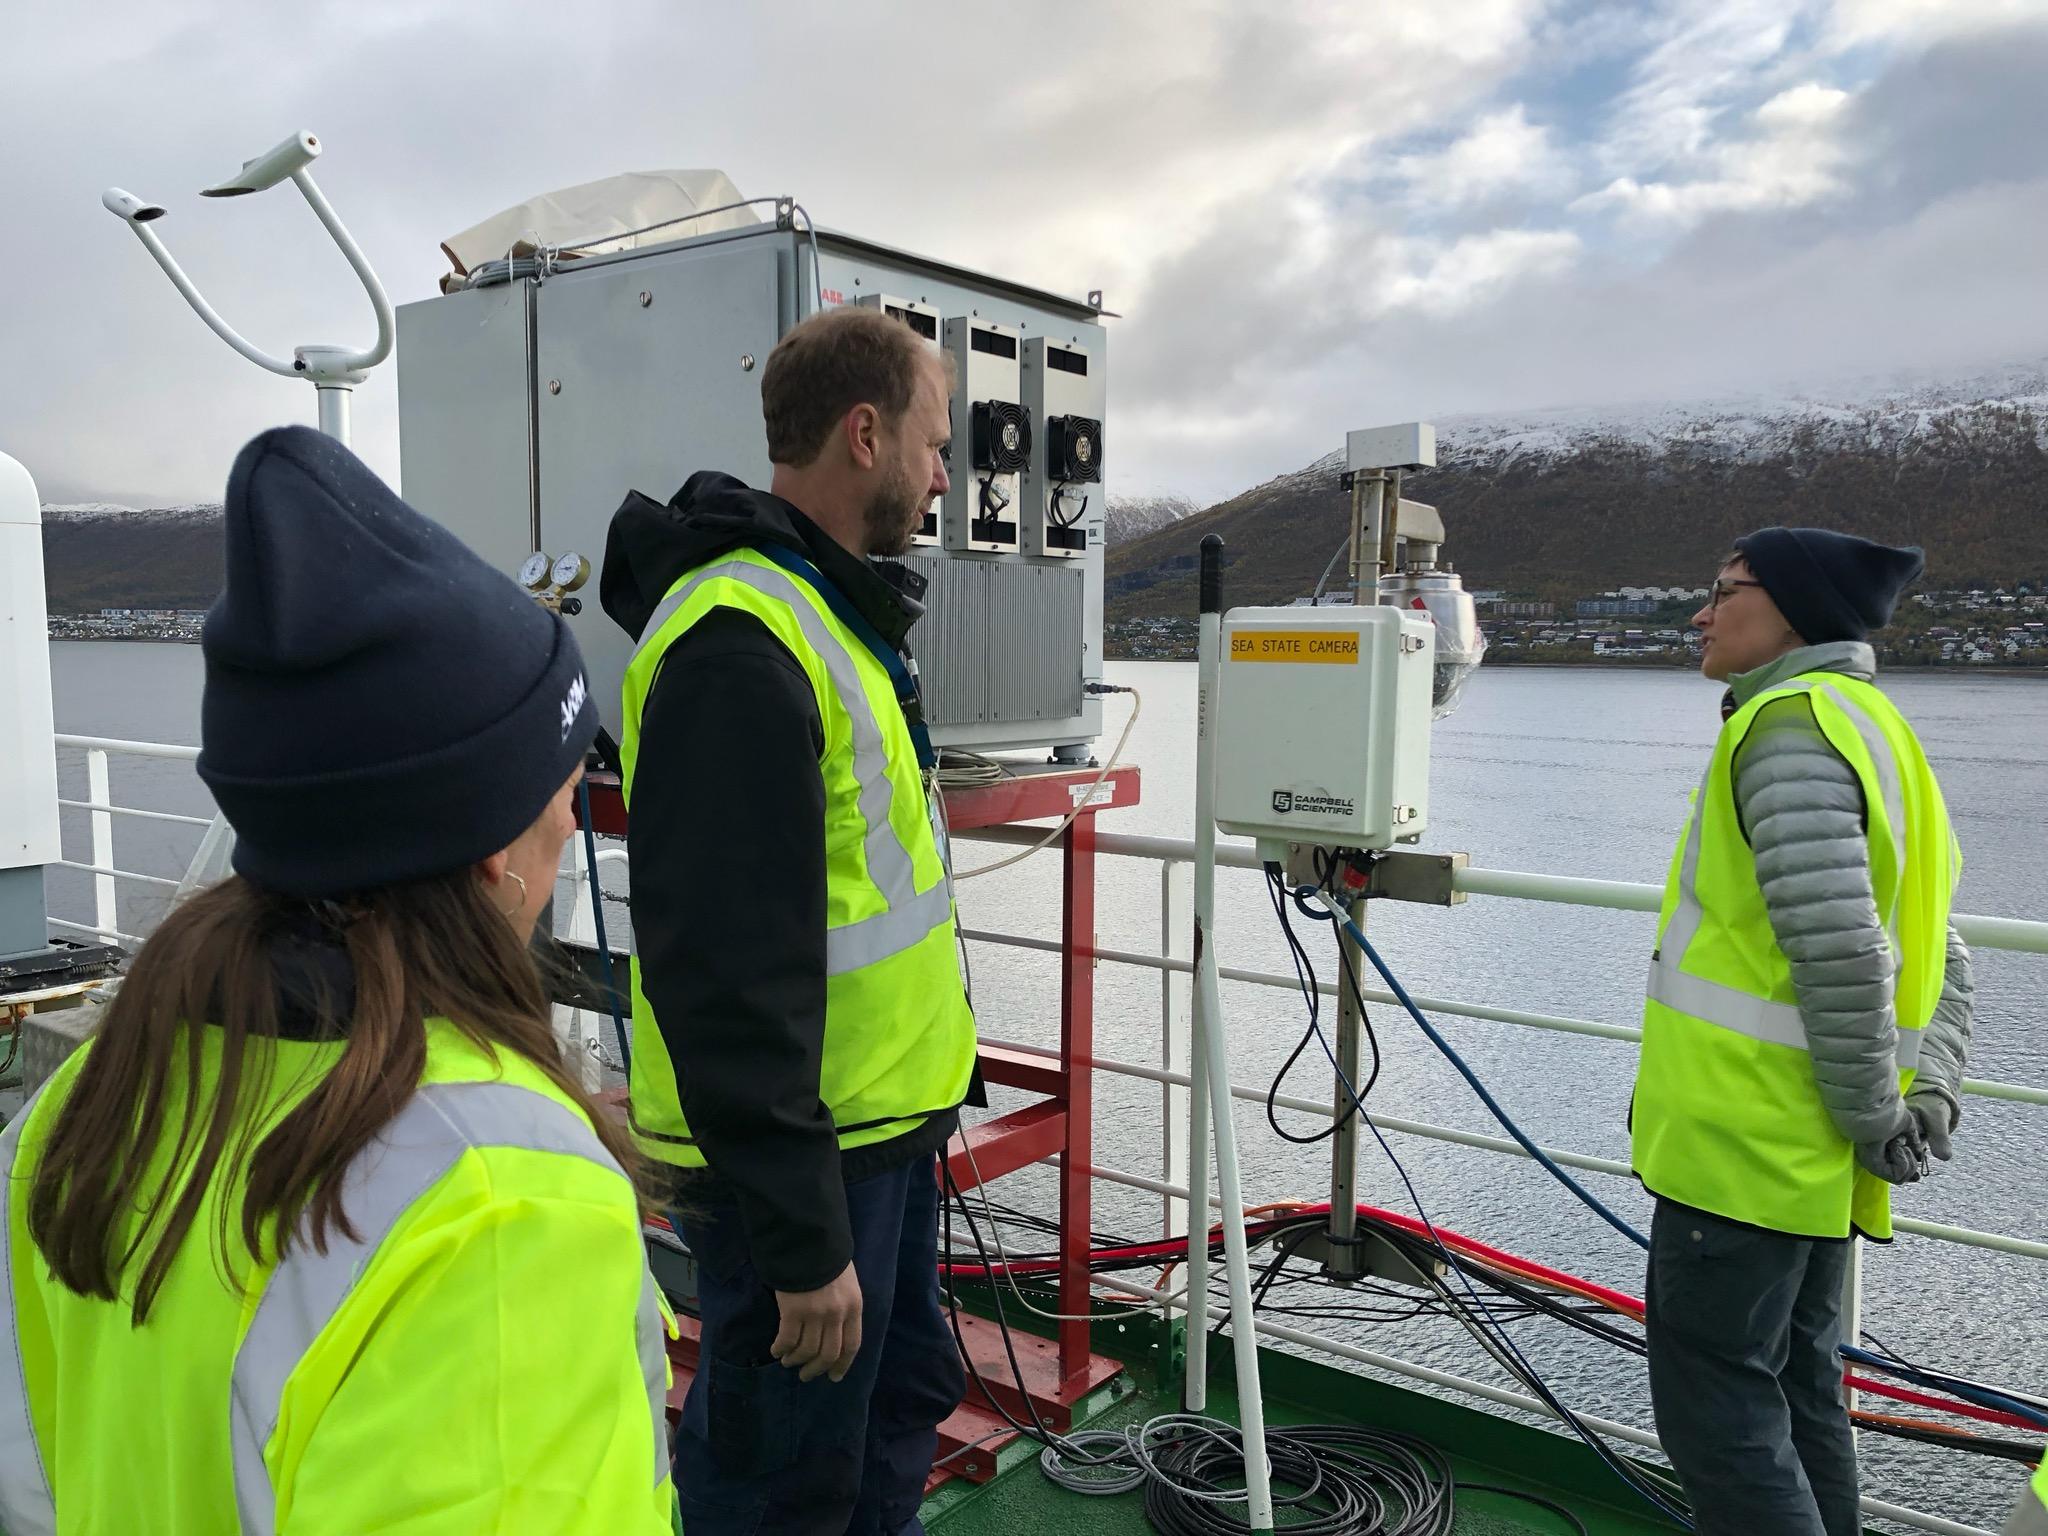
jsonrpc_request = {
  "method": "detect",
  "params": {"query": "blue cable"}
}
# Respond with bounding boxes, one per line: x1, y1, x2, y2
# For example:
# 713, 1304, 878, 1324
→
1350, 1080, 1696, 1528
1304, 883, 2048, 1440
1304, 887, 1651, 1253
1264, 873, 1694, 1526
576, 776, 632, 1076
1839, 1344, 2048, 1430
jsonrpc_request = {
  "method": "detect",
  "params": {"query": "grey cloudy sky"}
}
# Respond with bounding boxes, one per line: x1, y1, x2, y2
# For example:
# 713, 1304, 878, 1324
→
4, 0, 2046, 507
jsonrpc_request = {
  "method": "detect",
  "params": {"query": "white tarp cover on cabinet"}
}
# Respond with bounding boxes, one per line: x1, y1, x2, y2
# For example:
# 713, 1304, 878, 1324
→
439, 169, 758, 281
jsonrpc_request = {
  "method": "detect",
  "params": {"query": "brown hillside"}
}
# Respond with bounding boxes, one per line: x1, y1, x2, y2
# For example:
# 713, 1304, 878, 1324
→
1108, 406, 2048, 621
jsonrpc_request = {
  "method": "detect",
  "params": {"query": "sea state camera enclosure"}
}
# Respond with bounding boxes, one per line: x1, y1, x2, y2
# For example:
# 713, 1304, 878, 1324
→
1214, 605, 1436, 853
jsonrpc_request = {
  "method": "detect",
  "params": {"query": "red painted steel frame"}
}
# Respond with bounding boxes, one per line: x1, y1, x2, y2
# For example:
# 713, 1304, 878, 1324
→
940, 766, 1139, 1398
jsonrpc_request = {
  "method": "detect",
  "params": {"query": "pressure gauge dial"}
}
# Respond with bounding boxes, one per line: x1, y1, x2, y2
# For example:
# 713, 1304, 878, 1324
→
518, 552, 552, 591
551, 552, 591, 593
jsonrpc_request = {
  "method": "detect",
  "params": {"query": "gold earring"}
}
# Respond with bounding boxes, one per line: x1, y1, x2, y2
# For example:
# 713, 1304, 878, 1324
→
498, 869, 529, 919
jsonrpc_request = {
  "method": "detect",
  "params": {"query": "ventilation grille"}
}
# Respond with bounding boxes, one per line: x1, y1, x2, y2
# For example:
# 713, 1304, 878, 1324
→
971, 400, 1032, 474
1046, 415, 1103, 484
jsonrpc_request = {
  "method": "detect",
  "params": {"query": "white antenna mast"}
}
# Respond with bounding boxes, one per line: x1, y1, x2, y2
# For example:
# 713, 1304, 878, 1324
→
101, 130, 393, 445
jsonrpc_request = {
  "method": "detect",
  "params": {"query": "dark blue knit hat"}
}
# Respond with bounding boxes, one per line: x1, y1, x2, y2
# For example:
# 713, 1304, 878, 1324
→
1733, 526, 1926, 644
198, 426, 598, 898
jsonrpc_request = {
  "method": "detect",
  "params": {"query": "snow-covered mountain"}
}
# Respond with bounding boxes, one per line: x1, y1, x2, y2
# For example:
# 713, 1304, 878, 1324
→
1240, 361, 2048, 508
1104, 493, 1198, 544
1437, 360, 2048, 469
1108, 360, 2048, 616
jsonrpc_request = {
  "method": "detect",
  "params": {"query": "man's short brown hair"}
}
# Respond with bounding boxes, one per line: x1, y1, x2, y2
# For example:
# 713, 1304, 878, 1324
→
760, 307, 946, 467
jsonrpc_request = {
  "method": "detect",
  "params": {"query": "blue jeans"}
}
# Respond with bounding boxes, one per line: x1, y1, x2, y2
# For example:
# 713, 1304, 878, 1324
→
1646, 1199, 1860, 1536
673, 1158, 966, 1536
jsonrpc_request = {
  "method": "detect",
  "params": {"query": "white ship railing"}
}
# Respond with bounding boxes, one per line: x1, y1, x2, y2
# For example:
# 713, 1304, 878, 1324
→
49, 735, 206, 947
45, 736, 2048, 1535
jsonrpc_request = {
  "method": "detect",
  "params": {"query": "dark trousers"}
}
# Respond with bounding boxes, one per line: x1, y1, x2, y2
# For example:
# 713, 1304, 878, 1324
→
1646, 1198, 1860, 1536
673, 1157, 966, 1536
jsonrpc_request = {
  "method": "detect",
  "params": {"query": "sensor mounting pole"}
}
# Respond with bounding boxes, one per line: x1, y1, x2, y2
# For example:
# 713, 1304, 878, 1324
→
1326, 423, 1436, 1280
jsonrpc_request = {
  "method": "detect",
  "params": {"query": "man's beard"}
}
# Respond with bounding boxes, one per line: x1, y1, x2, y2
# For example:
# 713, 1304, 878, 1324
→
862, 464, 927, 557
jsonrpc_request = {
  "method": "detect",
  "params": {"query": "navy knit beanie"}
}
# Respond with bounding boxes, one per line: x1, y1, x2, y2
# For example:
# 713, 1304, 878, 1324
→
197, 426, 598, 898
1732, 526, 1926, 644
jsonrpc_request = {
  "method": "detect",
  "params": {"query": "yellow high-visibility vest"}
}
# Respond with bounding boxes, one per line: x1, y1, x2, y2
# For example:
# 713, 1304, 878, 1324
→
619, 544, 975, 1166
1, 1021, 675, 1534
1632, 672, 1957, 1239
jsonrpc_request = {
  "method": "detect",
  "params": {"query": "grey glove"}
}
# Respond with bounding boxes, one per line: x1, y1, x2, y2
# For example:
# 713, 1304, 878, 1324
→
1906, 1087, 1958, 1162
1855, 1103, 1925, 1185
2002, 1483, 2048, 1536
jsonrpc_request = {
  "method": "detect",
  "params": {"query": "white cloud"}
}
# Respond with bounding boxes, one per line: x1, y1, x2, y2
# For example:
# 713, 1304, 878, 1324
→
1825, 0, 2048, 48
0, 0, 1551, 503
3, 0, 2046, 508
1391, 105, 1572, 205
1575, 82, 1852, 224
1377, 228, 1584, 315
1596, 0, 1819, 173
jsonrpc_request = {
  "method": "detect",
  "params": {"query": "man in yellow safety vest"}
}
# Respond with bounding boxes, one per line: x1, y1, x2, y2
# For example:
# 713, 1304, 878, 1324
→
1632, 527, 1975, 1535
601, 305, 977, 1535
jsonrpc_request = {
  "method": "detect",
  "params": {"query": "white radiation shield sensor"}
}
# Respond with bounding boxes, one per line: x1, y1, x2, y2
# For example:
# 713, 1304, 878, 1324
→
202, 130, 321, 198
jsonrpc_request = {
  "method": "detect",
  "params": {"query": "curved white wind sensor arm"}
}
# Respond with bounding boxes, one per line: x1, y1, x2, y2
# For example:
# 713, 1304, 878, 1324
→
280, 166, 395, 374
101, 185, 299, 377
100, 129, 394, 385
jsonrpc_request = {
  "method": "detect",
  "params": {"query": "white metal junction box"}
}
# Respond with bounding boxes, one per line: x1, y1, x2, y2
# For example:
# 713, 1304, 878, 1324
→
1346, 422, 1437, 473
1019, 337, 1100, 560
855, 293, 945, 548
942, 317, 1025, 554
1214, 605, 1435, 852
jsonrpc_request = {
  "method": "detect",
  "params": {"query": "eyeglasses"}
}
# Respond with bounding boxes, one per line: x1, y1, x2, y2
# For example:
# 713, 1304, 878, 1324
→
1709, 578, 1763, 609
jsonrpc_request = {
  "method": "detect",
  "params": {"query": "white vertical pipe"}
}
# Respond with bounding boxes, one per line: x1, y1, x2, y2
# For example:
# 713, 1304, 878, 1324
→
1184, 653, 1215, 1405
88, 749, 116, 940
1160, 859, 1193, 1239
1190, 534, 1275, 1532
315, 384, 352, 445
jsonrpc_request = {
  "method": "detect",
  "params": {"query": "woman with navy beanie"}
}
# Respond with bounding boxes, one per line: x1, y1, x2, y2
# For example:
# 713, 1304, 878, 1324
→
0, 427, 677, 1535
1631, 526, 1975, 1533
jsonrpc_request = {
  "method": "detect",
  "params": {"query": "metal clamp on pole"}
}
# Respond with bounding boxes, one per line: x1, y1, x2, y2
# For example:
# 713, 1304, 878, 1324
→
1281, 846, 1472, 907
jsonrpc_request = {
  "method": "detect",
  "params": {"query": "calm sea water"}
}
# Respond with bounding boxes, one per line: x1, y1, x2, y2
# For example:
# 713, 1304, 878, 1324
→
45, 642, 2048, 1525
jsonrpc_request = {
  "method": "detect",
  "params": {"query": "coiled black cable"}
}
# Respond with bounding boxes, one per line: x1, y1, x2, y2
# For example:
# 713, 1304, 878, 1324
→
1137, 1422, 1452, 1535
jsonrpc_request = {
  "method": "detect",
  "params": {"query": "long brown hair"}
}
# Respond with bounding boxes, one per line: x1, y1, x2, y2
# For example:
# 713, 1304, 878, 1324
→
27, 870, 646, 1323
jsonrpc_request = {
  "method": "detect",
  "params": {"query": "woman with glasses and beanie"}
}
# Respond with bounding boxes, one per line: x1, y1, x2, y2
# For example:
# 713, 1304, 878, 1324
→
0, 426, 677, 1535
1630, 527, 1975, 1535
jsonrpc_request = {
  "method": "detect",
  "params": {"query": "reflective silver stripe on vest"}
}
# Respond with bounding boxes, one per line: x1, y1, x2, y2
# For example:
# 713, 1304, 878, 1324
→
633, 559, 951, 975
0, 1084, 58, 1536
1647, 679, 1923, 1073
1813, 682, 1909, 961
637, 1266, 669, 1473
229, 1080, 656, 1533
1813, 681, 1926, 1071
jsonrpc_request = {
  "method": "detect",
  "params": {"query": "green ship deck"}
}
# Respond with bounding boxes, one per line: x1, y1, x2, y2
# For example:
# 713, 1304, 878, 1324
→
919, 1312, 1677, 1535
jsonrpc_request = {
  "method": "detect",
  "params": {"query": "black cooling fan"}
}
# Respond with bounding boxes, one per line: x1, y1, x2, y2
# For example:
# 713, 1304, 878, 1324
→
1046, 415, 1104, 484
970, 400, 1032, 474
